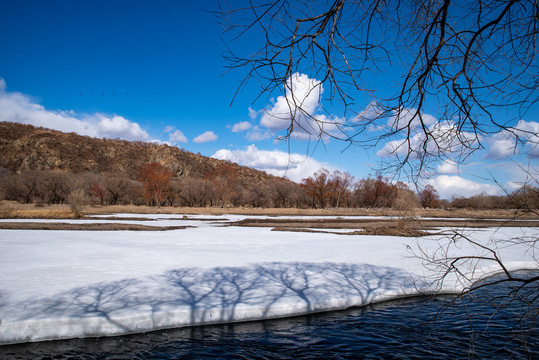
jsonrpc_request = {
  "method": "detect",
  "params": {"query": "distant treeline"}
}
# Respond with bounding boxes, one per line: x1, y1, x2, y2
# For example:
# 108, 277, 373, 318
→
1, 164, 537, 211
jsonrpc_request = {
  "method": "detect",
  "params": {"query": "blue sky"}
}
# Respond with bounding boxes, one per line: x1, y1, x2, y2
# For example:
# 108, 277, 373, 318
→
0, 0, 537, 199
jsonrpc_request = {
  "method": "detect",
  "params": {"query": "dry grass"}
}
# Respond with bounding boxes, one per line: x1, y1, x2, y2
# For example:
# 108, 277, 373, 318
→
271, 226, 430, 237
1, 200, 537, 234
228, 217, 539, 229
0, 222, 191, 231
1, 200, 538, 220
82, 204, 539, 219
0, 204, 75, 219
230, 216, 539, 237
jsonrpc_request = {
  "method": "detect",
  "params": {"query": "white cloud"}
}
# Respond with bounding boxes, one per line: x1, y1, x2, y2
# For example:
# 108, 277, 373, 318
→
377, 120, 477, 159
96, 114, 148, 141
436, 159, 459, 174
246, 125, 272, 141
486, 132, 519, 159
168, 129, 188, 144
515, 120, 539, 157
163, 125, 176, 133
354, 101, 383, 125
193, 131, 218, 143
231, 121, 252, 132
428, 175, 499, 199
387, 107, 437, 131
248, 107, 259, 120
211, 144, 335, 182
486, 120, 539, 159
230, 119, 271, 140
0, 78, 150, 141
252, 73, 342, 141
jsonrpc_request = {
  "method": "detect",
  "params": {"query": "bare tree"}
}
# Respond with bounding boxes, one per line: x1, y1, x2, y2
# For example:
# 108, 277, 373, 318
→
220, 0, 539, 340
38, 171, 74, 205
353, 174, 398, 208
103, 173, 132, 205
67, 189, 89, 219
329, 170, 354, 207
220, 0, 538, 177
17, 171, 41, 204
411, 174, 539, 341
137, 163, 175, 207
418, 184, 440, 208
178, 177, 213, 207
301, 168, 333, 208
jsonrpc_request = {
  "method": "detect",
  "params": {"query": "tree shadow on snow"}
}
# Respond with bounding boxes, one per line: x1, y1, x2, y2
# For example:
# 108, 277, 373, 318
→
12, 263, 414, 336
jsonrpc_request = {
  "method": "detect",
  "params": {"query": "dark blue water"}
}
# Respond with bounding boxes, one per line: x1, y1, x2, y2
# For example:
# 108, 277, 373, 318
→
1, 274, 537, 359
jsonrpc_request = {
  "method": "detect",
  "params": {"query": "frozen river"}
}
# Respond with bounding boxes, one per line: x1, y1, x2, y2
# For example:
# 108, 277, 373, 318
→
0, 214, 537, 344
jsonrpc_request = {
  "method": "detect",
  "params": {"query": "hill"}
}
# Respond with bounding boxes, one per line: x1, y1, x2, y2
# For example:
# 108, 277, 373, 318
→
0, 122, 288, 187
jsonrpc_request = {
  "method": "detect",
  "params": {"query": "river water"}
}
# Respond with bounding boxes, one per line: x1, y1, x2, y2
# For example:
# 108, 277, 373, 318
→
1, 273, 537, 359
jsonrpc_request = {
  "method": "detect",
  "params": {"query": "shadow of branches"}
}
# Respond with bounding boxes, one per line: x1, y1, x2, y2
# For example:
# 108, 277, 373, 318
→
9, 262, 415, 340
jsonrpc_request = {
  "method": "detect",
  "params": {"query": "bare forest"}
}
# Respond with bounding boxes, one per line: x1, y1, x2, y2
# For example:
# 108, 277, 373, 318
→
1, 122, 536, 213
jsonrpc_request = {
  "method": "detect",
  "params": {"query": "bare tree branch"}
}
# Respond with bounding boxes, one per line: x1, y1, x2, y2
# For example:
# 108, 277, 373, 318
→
220, 0, 538, 178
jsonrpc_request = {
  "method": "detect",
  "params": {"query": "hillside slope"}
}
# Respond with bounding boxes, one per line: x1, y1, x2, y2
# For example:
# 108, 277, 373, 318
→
0, 122, 288, 186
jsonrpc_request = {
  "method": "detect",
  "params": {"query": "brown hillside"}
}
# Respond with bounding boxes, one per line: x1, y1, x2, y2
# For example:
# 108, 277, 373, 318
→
0, 122, 290, 186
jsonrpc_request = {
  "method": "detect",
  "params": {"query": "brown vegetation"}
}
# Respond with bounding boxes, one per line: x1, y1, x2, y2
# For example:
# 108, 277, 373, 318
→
1, 201, 538, 220
0, 122, 288, 187
230, 217, 539, 231
0, 222, 191, 231
1, 123, 537, 214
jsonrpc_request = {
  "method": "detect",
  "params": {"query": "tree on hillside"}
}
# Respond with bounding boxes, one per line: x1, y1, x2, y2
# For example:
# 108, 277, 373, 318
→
270, 179, 295, 208
178, 177, 213, 207
39, 171, 74, 205
243, 182, 272, 208
88, 182, 106, 206
17, 171, 40, 204
104, 173, 133, 205
206, 163, 239, 207
137, 163, 174, 207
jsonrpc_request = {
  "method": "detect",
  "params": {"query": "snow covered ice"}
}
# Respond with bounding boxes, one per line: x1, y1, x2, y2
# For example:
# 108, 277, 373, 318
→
0, 214, 536, 344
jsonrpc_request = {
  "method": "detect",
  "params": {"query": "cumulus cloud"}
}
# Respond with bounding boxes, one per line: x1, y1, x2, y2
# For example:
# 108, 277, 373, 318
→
0, 78, 150, 141
245, 125, 272, 141
377, 120, 477, 159
436, 159, 459, 174
486, 120, 539, 159
212, 144, 335, 182
250, 73, 342, 141
95, 114, 148, 141
248, 107, 259, 120
163, 125, 176, 133
163, 126, 187, 144
428, 175, 499, 199
230, 119, 271, 141
231, 121, 252, 132
193, 131, 218, 143
516, 120, 539, 157
354, 101, 383, 124
487, 137, 518, 159
387, 107, 438, 131
168, 129, 188, 144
